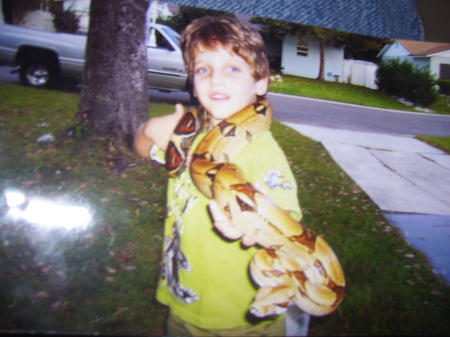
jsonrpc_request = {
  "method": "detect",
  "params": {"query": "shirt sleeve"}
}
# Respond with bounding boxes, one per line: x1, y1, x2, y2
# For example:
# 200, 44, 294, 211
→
149, 143, 166, 165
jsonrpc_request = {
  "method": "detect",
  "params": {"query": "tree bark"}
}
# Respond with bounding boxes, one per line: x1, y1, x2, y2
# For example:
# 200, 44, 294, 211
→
77, 0, 150, 146
317, 38, 326, 81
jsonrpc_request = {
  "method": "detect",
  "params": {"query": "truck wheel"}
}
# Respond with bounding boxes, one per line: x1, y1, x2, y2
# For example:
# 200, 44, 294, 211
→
19, 59, 61, 88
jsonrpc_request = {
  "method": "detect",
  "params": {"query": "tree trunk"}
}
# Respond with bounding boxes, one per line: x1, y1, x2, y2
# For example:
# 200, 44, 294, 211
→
317, 38, 326, 81
77, 0, 150, 146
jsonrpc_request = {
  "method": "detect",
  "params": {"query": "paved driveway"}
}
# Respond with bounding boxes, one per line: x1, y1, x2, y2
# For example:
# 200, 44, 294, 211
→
284, 122, 450, 283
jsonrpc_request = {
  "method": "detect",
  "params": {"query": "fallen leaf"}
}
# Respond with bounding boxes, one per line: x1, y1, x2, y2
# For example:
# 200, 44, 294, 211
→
122, 265, 136, 272
51, 301, 69, 310
56, 270, 66, 279
107, 267, 117, 274
35, 291, 49, 300
112, 307, 128, 319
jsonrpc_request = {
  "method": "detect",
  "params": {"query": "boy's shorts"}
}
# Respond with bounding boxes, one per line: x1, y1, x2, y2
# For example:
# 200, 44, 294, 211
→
166, 312, 286, 337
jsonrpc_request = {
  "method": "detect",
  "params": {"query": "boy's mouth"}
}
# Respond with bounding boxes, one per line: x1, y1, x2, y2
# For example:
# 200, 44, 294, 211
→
210, 93, 229, 100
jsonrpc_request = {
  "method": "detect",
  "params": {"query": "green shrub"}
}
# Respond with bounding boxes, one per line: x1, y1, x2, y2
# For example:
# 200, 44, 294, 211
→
376, 59, 413, 98
53, 10, 79, 34
406, 67, 439, 107
376, 59, 438, 107
437, 79, 450, 95
438, 79, 450, 106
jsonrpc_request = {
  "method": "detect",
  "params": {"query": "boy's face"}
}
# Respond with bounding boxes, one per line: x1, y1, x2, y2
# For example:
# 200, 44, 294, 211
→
193, 44, 268, 125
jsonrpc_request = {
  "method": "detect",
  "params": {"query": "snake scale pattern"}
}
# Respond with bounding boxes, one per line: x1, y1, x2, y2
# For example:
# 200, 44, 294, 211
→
165, 99, 346, 317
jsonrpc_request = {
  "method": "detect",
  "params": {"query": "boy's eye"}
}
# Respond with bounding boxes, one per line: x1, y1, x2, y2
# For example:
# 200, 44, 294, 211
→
195, 67, 209, 74
228, 66, 240, 73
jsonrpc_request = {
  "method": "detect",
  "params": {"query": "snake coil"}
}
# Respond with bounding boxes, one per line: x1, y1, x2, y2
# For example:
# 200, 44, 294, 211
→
165, 99, 345, 317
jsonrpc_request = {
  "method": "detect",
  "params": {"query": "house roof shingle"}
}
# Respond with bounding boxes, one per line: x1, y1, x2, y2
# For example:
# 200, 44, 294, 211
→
399, 40, 450, 56
163, 0, 425, 41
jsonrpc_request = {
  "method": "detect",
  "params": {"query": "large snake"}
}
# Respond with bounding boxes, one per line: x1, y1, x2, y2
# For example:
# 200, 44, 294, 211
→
165, 99, 346, 317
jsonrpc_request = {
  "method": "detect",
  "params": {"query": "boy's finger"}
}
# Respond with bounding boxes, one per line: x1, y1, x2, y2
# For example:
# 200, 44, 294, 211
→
209, 201, 256, 245
215, 221, 243, 240
174, 103, 185, 118
209, 200, 244, 240
241, 236, 257, 247
208, 200, 225, 222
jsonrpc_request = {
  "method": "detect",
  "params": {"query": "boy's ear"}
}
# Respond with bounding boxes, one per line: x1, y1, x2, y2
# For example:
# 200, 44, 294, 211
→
255, 77, 269, 96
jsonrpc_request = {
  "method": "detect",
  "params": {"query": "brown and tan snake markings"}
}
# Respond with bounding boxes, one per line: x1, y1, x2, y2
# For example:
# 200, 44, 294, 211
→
166, 99, 346, 317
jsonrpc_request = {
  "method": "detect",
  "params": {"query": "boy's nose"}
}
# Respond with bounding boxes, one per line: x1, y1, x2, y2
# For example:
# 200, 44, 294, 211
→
210, 69, 224, 85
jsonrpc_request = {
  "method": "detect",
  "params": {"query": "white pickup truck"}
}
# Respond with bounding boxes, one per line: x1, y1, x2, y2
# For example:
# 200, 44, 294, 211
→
0, 22, 189, 92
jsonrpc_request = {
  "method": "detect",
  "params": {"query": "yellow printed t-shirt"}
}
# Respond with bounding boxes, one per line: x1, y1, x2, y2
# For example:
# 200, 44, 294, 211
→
155, 130, 302, 330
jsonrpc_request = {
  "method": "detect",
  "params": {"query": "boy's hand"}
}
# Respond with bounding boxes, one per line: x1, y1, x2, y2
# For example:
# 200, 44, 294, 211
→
209, 199, 256, 247
134, 103, 185, 157
153, 103, 185, 150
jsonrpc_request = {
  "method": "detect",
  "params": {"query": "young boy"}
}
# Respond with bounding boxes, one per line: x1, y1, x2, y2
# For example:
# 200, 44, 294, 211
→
134, 16, 304, 336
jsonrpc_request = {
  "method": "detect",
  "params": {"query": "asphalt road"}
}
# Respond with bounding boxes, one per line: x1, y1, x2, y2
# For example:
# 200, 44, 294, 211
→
269, 92, 450, 137
1, 66, 450, 137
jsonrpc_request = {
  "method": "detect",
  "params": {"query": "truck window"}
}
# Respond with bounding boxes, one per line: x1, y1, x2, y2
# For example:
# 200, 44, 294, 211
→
148, 28, 173, 50
162, 27, 181, 47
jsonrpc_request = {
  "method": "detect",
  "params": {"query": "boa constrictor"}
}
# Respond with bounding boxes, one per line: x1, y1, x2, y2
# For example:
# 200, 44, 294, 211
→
165, 99, 346, 317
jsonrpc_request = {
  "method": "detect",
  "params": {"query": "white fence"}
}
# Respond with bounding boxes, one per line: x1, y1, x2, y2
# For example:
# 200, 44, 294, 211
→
342, 59, 378, 89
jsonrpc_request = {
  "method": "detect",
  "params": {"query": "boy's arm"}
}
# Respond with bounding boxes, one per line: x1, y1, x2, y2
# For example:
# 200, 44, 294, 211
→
134, 103, 184, 158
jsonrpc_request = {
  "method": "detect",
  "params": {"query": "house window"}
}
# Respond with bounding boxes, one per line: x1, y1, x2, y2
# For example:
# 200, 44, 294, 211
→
440, 64, 450, 80
296, 39, 308, 56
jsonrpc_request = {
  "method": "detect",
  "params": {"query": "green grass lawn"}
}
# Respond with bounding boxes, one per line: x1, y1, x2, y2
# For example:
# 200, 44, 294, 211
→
270, 74, 450, 115
270, 74, 450, 154
0, 82, 449, 335
429, 95, 450, 115
418, 136, 450, 154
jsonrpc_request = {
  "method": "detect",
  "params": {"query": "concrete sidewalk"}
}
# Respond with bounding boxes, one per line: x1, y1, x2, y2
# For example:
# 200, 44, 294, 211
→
284, 122, 450, 283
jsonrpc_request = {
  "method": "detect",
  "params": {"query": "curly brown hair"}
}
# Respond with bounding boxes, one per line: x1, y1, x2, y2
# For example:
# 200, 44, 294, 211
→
180, 16, 270, 84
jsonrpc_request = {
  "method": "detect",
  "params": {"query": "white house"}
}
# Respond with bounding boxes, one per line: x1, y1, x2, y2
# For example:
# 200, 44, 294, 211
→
281, 34, 345, 82
62, 0, 174, 33
1, 0, 175, 33
378, 39, 450, 80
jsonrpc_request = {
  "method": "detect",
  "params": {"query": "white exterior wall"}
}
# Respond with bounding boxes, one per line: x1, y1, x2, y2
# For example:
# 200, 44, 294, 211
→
381, 40, 409, 57
381, 41, 430, 70
281, 34, 344, 81
20, 10, 55, 31
383, 55, 429, 70
430, 51, 450, 78
409, 56, 430, 69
